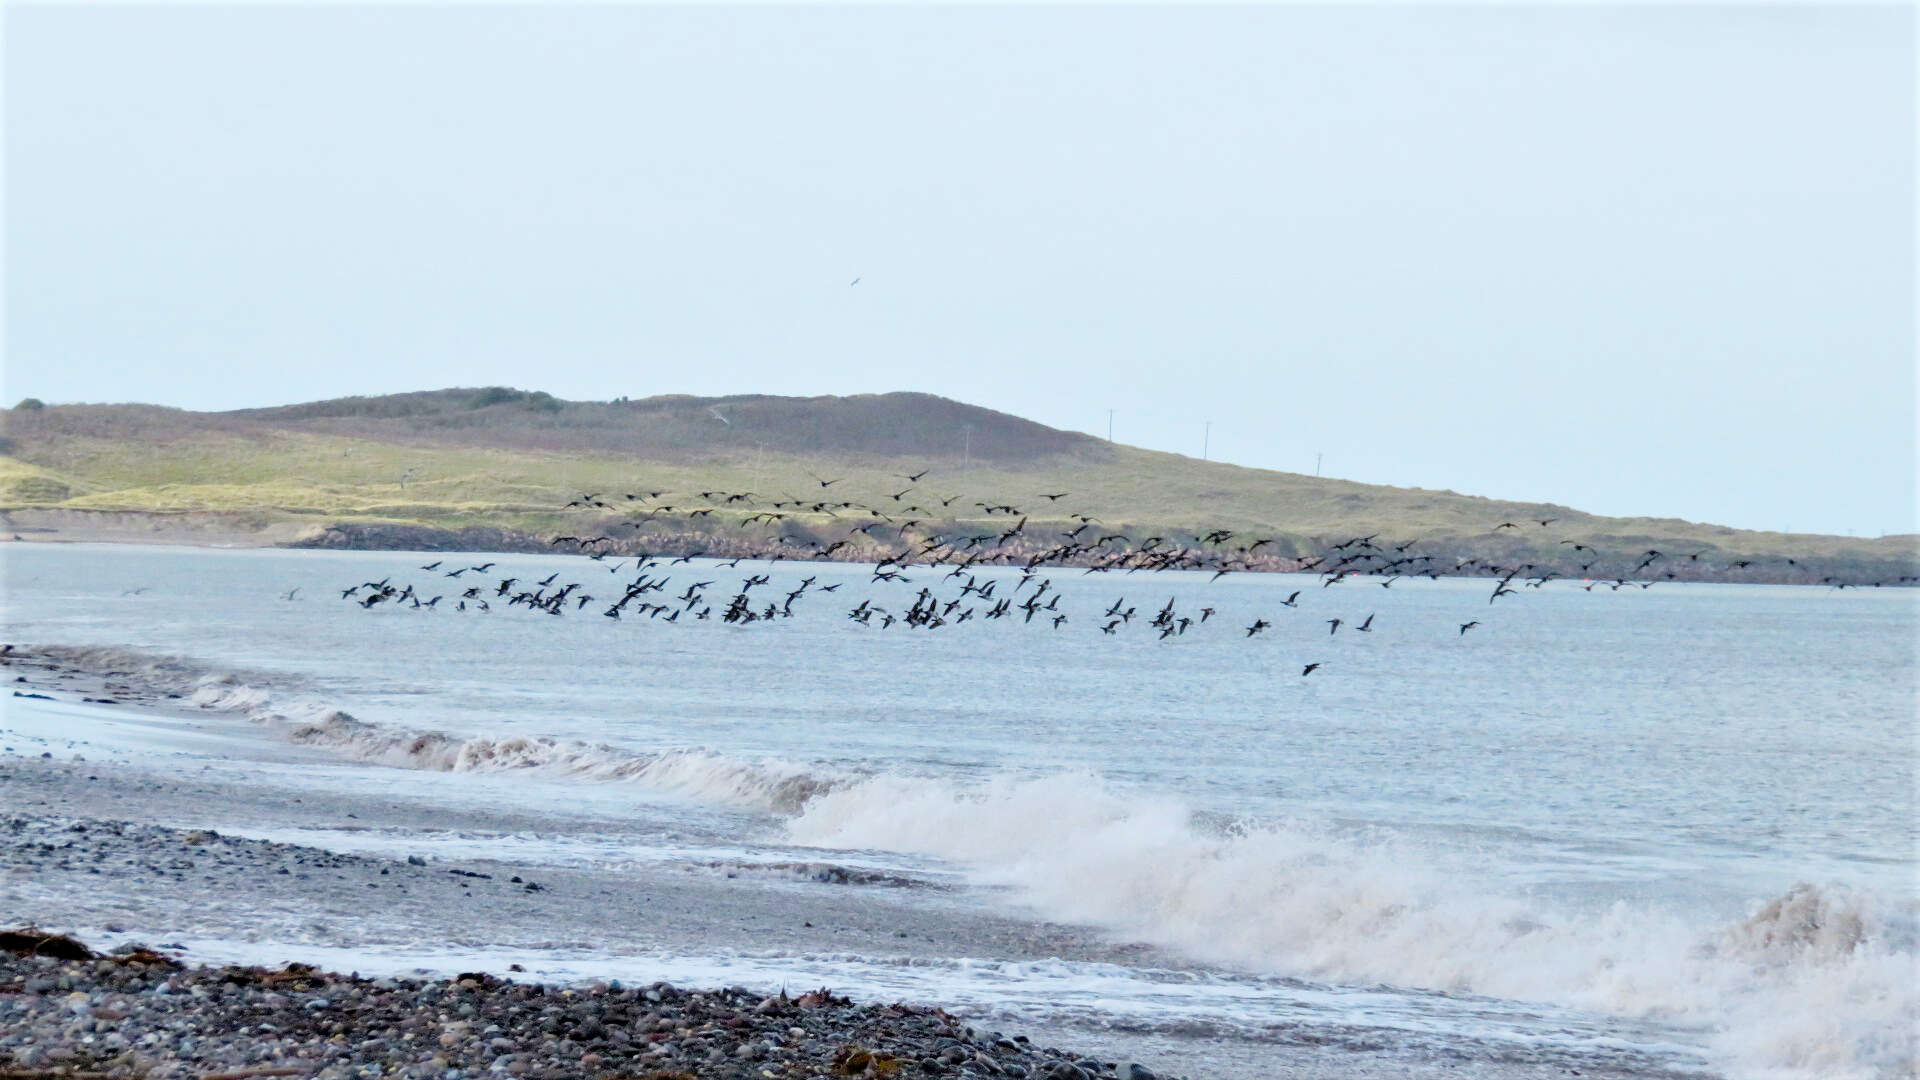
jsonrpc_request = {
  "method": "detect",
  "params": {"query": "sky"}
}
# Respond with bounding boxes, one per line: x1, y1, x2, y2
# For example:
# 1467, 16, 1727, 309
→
5, 4, 1914, 537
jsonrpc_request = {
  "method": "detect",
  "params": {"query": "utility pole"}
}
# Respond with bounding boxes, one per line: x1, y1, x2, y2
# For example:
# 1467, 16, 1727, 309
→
1315, 452, 1322, 477
1203, 421, 1211, 461
962, 424, 972, 471
1106, 409, 1114, 443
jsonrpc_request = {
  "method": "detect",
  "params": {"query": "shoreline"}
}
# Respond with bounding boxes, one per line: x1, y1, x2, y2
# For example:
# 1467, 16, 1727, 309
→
0, 646, 1209, 1080
5, 509, 1912, 587
0, 646, 1736, 1080
0, 928, 1150, 1080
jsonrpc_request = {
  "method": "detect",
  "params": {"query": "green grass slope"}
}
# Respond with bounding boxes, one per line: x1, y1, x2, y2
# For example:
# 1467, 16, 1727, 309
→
2, 389, 1913, 582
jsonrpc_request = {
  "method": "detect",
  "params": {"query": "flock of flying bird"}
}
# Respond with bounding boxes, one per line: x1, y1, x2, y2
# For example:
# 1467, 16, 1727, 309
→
332, 468, 1910, 676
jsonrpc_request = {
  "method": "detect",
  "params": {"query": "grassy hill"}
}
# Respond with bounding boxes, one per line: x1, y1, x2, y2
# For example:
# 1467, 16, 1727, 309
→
3, 388, 1913, 583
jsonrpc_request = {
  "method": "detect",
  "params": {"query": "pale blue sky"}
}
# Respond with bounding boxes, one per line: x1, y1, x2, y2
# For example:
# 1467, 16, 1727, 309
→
5, 5, 1913, 536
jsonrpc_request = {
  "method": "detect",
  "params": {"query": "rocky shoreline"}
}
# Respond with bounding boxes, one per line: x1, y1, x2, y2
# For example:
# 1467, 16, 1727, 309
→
9, 508, 1905, 586
0, 930, 1167, 1080
1, 645, 1203, 1080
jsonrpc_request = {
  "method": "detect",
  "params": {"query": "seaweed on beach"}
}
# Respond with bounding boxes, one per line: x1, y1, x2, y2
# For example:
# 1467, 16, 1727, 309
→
0, 929, 94, 961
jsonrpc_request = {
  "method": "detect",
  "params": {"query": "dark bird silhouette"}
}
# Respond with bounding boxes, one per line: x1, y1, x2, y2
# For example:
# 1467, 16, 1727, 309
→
1326, 618, 1342, 634
1459, 621, 1481, 635
1355, 613, 1374, 632
1301, 663, 1322, 677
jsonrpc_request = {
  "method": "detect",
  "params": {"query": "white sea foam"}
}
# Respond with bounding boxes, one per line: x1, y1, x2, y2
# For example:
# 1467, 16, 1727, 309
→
785, 771, 1917, 1080
30, 645, 834, 814
266, 710, 832, 813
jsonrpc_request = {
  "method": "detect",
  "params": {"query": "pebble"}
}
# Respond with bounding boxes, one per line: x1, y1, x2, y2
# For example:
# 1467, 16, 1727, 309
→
0, 934, 1188, 1079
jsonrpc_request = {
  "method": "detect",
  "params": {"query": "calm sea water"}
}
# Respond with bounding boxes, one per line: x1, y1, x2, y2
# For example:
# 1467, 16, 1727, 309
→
3, 543, 1915, 1079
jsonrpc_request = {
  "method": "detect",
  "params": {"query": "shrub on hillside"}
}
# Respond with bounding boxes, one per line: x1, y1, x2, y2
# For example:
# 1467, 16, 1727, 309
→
466, 387, 524, 409
467, 388, 564, 413
5, 475, 71, 502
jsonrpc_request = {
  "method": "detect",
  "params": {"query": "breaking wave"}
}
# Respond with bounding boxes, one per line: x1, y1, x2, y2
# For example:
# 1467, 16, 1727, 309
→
31, 644, 837, 814
785, 771, 1917, 1080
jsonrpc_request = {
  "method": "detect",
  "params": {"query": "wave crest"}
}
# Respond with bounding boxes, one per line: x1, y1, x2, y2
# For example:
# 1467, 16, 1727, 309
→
787, 771, 1917, 1080
35, 643, 837, 816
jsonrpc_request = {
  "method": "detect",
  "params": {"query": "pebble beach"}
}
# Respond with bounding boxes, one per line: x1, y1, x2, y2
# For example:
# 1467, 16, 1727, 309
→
0, 929, 1161, 1080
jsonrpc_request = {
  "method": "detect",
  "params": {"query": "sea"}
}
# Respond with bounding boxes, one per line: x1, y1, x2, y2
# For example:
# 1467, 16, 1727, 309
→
2, 542, 1915, 1079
